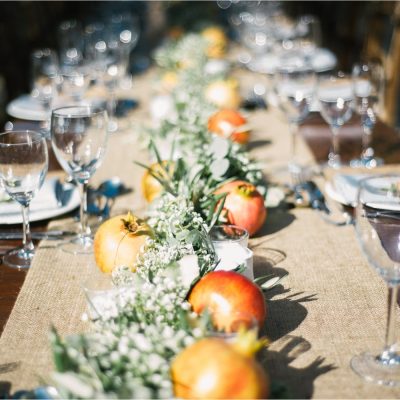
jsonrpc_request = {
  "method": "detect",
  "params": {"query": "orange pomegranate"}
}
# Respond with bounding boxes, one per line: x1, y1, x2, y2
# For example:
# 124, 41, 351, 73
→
141, 161, 174, 203
208, 109, 250, 144
188, 270, 267, 332
94, 213, 152, 274
215, 180, 267, 236
171, 336, 269, 399
204, 79, 241, 110
201, 26, 228, 58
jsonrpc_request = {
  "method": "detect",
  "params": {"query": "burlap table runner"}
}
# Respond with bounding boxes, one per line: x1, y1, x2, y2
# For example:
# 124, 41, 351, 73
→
0, 69, 400, 399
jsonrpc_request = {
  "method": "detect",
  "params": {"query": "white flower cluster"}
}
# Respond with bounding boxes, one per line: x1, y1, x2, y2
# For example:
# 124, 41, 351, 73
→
51, 275, 203, 399
154, 33, 208, 71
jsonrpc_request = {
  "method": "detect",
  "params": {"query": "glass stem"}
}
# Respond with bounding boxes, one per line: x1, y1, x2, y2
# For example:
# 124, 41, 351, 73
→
380, 285, 399, 362
21, 204, 34, 253
361, 125, 374, 160
289, 122, 299, 164
79, 181, 91, 238
331, 125, 340, 158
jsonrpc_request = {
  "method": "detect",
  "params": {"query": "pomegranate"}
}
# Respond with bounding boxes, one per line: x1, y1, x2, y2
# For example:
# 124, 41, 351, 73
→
215, 180, 267, 236
204, 79, 241, 110
171, 336, 269, 399
94, 213, 152, 274
208, 109, 250, 144
188, 270, 267, 332
141, 161, 174, 203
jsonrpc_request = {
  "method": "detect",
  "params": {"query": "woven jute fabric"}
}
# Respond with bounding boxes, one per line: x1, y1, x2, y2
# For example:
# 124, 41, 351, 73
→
1, 69, 400, 399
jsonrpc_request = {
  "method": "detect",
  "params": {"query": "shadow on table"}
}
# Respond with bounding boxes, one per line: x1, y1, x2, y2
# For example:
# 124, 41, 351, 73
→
261, 335, 336, 399
255, 208, 296, 237
246, 139, 272, 152
251, 243, 317, 341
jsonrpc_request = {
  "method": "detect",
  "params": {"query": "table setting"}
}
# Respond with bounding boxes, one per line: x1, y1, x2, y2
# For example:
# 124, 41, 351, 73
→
1, 2, 400, 399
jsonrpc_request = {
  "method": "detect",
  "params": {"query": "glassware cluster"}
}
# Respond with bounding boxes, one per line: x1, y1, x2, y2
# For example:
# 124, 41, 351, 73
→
31, 11, 140, 134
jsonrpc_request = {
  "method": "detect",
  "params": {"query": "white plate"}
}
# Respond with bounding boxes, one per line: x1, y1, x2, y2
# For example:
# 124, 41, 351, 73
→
247, 48, 337, 75
325, 174, 400, 211
6, 94, 49, 121
0, 178, 80, 225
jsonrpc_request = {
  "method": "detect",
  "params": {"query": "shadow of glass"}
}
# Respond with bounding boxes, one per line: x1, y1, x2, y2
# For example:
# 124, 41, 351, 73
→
260, 336, 336, 399
251, 246, 318, 341
246, 139, 272, 152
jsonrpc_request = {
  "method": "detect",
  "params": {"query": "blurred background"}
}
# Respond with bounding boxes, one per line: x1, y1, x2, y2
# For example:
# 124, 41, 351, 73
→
0, 1, 399, 128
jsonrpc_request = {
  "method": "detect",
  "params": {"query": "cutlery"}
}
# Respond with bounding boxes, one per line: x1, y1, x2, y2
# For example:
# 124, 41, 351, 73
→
303, 181, 331, 214
0, 230, 75, 240
302, 180, 353, 226
365, 210, 400, 221
55, 178, 76, 207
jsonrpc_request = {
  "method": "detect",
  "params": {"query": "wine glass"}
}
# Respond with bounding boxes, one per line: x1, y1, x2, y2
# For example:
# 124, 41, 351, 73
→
58, 20, 84, 68
351, 61, 385, 168
317, 71, 354, 168
352, 174, 400, 385
31, 48, 59, 133
51, 105, 109, 254
274, 52, 316, 174
0, 131, 48, 269
295, 15, 322, 55
92, 38, 126, 133
59, 65, 91, 104
107, 12, 140, 74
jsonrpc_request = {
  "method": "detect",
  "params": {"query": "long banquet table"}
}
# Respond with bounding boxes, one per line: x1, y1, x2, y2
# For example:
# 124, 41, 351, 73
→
0, 68, 400, 399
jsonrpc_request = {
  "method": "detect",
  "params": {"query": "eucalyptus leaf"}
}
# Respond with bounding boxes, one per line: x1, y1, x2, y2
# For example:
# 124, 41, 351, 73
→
209, 136, 229, 159
210, 158, 230, 179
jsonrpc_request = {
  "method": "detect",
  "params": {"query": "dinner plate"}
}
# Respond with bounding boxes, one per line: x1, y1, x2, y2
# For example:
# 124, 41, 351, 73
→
6, 94, 49, 121
0, 178, 80, 225
247, 47, 337, 74
325, 174, 400, 211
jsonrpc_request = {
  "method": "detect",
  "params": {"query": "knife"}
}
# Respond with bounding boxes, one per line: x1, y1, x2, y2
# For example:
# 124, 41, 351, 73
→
0, 230, 75, 240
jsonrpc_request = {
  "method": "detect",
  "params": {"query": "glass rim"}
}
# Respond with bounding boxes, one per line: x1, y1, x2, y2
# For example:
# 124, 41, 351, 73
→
51, 104, 107, 118
356, 173, 400, 226
0, 130, 46, 146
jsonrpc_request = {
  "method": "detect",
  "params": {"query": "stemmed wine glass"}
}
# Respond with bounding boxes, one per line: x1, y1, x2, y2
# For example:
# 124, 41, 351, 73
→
274, 52, 316, 174
317, 71, 354, 168
31, 48, 59, 134
51, 105, 109, 254
352, 174, 400, 385
351, 61, 384, 168
107, 12, 140, 75
0, 131, 48, 269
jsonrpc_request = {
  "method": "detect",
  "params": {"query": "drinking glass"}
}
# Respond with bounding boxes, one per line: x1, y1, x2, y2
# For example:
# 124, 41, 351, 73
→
59, 66, 91, 103
295, 15, 322, 55
58, 20, 84, 68
31, 48, 59, 132
0, 131, 48, 269
51, 105, 109, 254
92, 39, 126, 133
317, 71, 354, 168
274, 53, 316, 174
352, 174, 400, 385
107, 12, 140, 73
351, 61, 385, 168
